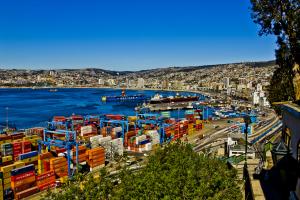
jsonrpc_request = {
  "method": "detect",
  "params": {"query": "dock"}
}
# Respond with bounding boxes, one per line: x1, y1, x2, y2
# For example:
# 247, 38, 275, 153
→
136, 102, 195, 112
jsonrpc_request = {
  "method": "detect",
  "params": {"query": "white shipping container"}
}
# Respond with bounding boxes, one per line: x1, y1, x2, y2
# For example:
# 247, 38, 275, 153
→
145, 143, 152, 151
99, 136, 112, 143
81, 125, 97, 136
146, 131, 160, 145
111, 138, 124, 156
135, 135, 147, 145
113, 127, 122, 133
90, 135, 103, 143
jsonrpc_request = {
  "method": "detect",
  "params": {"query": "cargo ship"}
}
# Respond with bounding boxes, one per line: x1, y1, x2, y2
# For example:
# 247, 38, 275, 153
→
101, 89, 148, 102
149, 93, 199, 104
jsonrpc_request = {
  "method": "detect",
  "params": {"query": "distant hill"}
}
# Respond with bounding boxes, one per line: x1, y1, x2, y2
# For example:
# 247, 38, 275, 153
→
0, 60, 276, 75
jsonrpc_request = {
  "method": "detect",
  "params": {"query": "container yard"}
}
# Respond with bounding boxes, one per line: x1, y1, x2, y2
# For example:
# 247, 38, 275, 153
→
0, 99, 259, 200
0, 109, 210, 200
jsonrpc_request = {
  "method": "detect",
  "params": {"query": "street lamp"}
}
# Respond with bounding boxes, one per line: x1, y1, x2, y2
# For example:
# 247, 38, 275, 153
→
271, 140, 290, 164
243, 115, 251, 163
243, 115, 251, 183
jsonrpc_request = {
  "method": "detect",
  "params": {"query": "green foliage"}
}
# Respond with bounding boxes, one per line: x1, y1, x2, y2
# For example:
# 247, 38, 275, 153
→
250, 0, 300, 104
43, 142, 242, 200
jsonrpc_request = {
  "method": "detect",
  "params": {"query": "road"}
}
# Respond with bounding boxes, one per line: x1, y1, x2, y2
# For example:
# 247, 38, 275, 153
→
193, 110, 281, 153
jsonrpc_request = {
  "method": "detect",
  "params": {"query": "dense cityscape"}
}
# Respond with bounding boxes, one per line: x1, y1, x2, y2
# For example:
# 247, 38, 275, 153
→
0, 60, 276, 108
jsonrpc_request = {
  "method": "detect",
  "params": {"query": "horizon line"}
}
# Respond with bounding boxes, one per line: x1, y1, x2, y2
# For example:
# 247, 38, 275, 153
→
0, 59, 276, 72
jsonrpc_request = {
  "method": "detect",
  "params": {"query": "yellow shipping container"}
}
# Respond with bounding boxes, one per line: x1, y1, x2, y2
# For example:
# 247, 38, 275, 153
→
4, 139, 12, 143
128, 116, 137, 121
31, 142, 38, 146
12, 139, 23, 142
4, 177, 10, 185
0, 162, 25, 173
2, 155, 12, 162
23, 135, 41, 140
3, 182, 11, 190
60, 176, 69, 183
3, 172, 10, 179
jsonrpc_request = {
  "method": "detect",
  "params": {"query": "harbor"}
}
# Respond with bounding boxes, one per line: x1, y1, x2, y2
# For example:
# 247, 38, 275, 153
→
0, 88, 261, 199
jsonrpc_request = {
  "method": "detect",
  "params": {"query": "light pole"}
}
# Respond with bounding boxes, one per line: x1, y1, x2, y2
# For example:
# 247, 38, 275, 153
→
243, 115, 251, 164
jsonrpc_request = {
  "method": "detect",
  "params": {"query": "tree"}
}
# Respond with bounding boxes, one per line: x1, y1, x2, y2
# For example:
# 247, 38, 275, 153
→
43, 142, 242, 199
250, 0, 300, 103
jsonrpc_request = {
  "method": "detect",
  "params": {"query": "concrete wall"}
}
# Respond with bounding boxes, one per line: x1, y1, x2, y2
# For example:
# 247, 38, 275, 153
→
282, 109, 300, 159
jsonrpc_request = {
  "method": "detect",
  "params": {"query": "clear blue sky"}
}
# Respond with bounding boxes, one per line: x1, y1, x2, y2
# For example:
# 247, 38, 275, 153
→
0, 0, 276, 71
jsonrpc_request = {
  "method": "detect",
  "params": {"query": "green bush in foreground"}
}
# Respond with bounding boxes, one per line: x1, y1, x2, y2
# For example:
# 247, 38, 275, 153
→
43, 142, 242, 200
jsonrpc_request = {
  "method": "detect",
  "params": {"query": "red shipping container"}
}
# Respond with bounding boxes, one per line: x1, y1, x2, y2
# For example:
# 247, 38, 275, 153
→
11, 171, 35, 182
13, 150, 22, 154
36, 170, 55, 181
55, 148, 66, 154
11, 176, 36, 188
38, 152, 53, 160
14, 186, 39, 200
13, 142, 22, 148
43, 160, 50, 171
38, 182, 56, 191
13, 181, 36, 193
37, 175, 55, 186
53, 116, 66, 122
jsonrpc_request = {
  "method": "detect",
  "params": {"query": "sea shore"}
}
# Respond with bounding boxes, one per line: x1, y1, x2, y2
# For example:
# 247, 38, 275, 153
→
0, 86, 212, 97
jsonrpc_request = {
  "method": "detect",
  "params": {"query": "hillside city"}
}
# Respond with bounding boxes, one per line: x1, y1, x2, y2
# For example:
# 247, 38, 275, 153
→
0, 61, 277, 107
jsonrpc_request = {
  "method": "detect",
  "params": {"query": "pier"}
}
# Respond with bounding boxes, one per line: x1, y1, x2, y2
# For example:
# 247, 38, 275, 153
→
136, 102, 194, 112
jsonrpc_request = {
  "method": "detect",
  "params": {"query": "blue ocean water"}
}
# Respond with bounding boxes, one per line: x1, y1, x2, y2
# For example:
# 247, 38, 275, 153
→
0, 88, 195, 129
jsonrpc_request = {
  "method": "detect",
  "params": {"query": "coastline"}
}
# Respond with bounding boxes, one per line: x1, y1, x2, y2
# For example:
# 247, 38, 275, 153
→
0, 86, 212, 97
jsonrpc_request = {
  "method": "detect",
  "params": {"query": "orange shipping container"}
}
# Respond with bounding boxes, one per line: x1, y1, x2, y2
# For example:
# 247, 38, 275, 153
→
38, 152, 53, 160
88, 157, 105, 163
37, 176, 55, 187
11, 175, 36, 188
50, 157, 67, 165
55, 171, 68, 177
88, 153, 105, 160
50, 161, 67, 170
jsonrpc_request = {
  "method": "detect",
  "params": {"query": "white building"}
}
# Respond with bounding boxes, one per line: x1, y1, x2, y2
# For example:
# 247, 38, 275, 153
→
223, 77, 230, 89
259, 91, 265, 98
98, 79, 104, 85
252, 91, 260, 105
229, 145, 256, 159
259, 96, 270, 107
237, 84, 246, 91
107, 79, 116, 86
128, 80, 136, 88
247, 82, 253, 89
137, 78, 145, 88
226, 88, 231, 95
256, 83, 263, 92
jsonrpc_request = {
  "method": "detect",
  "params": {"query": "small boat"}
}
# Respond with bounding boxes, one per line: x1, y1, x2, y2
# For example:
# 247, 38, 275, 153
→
49, 88, 58, 92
